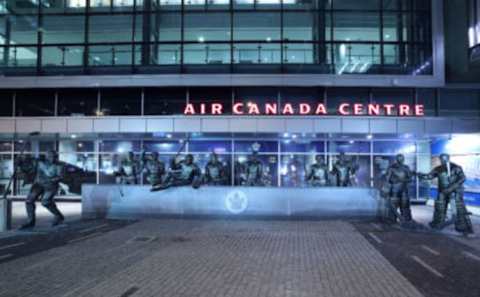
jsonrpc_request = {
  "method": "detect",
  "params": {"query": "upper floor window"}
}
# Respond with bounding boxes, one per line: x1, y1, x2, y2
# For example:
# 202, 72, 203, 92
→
469, 0, 480, 48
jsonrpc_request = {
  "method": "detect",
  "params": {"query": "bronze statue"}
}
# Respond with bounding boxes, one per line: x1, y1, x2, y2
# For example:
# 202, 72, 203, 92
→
331, 152, 358, 187
418, 154, 473, 235
204, 152, 227, 185
151, 154, 201, 191
306, 155, 329, 187
116, 151, 140, 185
19, 150, 65, 229
383, 154, 413, 223
143, 152, 166, 186
245, 152, 263, 186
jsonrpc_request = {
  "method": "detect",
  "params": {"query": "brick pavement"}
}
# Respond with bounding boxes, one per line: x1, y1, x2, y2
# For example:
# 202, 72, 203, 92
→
0, 220, 424, 297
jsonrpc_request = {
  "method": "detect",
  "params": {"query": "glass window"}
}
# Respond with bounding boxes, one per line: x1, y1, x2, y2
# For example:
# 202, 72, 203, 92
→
283, 43, 314, 64
183, 43, 231, 64
332, 0, 379, 10
60, 153, 97, 195
100, 140, 141, 152
438, 89, 480, 117
280, 154, 307, 187
372, 88, 414, 105
6, 46, 37, 67
150, 44, 181, 65
58, 89, 98, 116
189, 87, 232, 115
280, 140, 324, 153
153, 13, 181, 42
416, 88, 436, 116
15, 90, 55, 117
42, 15, 85, 44
0, 155, 13, 196
383, 13, 409, 43
373, 141, 416, 154
143, 140, 184, 153
88, 45, 133, 66
66, 0, 87, 11
42, 46, 84, 67
234, 87, 278, 114
89, 15, 134, 43
234, 140, 277, 153
329, 154, 371, 187
283, 12, 315, 42
113, 0, 135, 11
328, 141, 370, 153
233, 43, 281, 64
184, 13, 230, 42
280, 88, 324, 112
0, 91, 13, 117
333, 12, 380, 42
100, 88, 141, 115
234, 153, 278, 187
189, 140, 232, 153
59, 140, 95, 153
90, 0, 111, 11
233, 12, 281, 41
0, 141, 12, 152
156, 0, 182, 10
144, 88, 186, 115
326, 88, 370, 113
10, 15, 38, 45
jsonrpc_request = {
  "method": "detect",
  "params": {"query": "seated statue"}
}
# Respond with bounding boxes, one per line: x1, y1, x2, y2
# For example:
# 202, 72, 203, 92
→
151, 154, 201, 191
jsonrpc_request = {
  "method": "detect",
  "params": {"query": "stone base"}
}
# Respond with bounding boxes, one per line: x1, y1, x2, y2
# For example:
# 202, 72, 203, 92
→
82, 185, 381, 220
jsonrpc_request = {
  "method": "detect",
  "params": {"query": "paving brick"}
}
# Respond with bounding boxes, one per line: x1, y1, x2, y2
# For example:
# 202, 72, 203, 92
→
0, 220, 424, 297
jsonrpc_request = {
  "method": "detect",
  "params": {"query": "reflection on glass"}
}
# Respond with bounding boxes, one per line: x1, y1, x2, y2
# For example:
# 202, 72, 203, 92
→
60, 153, 97, 195
281, 154, 307, 187
0, 155, 12, 196
234, 153, 277, 186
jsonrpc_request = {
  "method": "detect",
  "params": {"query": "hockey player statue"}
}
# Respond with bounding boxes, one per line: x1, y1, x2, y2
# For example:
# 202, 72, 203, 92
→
116, 151, 140, 185
245, 152, 264, 186
418, 153, 474, 235
204, 152, 227, 185
382, 154, 415, 225
306, 155, 329, 187
331, 152, 358, 187
143, 152, 166, 187
151, 154, 201, 191
19, 150, 65, 229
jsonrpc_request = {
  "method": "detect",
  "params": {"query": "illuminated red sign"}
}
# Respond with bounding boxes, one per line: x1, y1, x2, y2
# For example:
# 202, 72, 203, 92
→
184, 102, 425, 117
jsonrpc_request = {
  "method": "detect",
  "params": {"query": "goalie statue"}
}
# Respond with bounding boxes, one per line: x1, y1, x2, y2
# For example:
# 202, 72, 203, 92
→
418, 153, 474, 235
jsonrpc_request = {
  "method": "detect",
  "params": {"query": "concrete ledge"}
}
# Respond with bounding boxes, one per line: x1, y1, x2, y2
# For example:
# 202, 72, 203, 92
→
82, 185, 380, 220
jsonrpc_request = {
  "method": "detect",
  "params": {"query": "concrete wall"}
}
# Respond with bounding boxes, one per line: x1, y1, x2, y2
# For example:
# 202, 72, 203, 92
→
1, 116, 479, 135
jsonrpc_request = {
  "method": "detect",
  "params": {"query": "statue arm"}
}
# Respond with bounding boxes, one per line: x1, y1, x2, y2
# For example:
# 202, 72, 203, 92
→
445, 167, 466, 193
306, 166, 313, 181
418, 168, 438, 180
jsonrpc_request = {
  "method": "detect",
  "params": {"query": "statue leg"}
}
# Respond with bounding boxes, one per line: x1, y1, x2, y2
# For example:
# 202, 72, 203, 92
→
19, 184, 43, 229
399, 188, 412, 222
430, 192, 447, 229
389, 193, 400, 223
41, 186, 64, 226
453, 190, 474, 234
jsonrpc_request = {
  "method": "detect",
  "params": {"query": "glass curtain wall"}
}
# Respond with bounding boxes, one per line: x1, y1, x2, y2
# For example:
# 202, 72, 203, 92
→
1, 135, 430, 201
0, 0, 432, 74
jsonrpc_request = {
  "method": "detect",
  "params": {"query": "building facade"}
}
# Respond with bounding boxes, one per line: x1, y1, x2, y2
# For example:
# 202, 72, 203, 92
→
0, 0, 478, 204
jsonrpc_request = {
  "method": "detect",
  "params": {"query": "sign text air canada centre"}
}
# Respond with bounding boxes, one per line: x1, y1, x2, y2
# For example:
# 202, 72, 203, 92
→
184, 101, 425, 117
